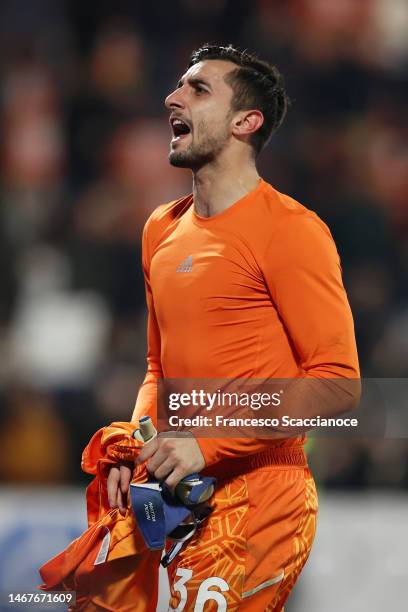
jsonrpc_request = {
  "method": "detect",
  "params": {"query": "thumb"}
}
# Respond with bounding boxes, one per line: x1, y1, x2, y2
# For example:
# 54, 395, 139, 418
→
137, 436, 159, 464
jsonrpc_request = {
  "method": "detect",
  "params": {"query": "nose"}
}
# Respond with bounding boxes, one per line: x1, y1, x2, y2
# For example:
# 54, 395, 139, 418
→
165, 87, 184, 110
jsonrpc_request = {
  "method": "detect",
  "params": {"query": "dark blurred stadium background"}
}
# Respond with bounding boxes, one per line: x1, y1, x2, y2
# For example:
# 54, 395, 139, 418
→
0, 1, 407, 610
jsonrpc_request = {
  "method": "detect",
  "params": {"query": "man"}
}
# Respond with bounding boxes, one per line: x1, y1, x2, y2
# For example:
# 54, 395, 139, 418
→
107, 44, 360, 611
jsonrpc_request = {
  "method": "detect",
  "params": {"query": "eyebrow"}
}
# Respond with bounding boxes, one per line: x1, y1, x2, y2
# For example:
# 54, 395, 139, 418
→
176, 76, 212, 90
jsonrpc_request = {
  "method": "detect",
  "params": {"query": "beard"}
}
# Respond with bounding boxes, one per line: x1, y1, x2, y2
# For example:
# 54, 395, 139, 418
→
169, 144, 215, 170
169, 120, 229, 170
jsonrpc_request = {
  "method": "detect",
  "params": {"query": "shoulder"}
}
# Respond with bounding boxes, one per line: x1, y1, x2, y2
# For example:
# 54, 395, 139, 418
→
257, 181, 334, 245
145, 194, 193, 234
254, 181, 339, 268
142, 194, 192, 252
260, 181, 330, 234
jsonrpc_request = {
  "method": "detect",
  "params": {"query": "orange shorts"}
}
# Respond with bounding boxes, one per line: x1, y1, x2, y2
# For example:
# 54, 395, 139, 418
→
167, 456, 317, 611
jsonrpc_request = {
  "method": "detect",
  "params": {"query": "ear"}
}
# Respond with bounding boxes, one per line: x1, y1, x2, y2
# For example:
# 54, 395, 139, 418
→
231, 110, 264, 139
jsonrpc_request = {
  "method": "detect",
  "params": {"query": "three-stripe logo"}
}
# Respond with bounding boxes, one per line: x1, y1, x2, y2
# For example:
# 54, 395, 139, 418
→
176, 255, 193, 273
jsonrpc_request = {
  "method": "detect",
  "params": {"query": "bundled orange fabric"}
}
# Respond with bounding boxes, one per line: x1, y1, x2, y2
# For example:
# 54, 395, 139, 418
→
81, 421, 144, 525
39, 422, 160, 611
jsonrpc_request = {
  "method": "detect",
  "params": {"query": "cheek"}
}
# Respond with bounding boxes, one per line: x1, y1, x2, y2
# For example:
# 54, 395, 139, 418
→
195, 116, 227, 142
194, 119, 207, 142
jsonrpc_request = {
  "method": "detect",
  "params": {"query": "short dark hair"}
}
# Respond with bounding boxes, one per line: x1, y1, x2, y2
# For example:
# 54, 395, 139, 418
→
188, 43, 289, 155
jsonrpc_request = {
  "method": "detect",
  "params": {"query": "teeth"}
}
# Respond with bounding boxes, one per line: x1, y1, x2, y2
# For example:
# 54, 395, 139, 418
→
173, 119, 186, 127
171, 117, 190, 140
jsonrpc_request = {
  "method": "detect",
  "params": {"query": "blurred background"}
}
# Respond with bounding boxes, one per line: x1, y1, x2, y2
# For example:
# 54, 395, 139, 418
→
0, 0, 407, 610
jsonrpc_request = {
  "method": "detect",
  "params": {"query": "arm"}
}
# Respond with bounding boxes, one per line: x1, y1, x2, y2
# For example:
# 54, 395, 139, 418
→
132, 217, 163, 424
196, 214, 360, 467
131, 274, 162, 424
266, 214, 360, 381
262, 214, 360, 424
108, 221, 164, 511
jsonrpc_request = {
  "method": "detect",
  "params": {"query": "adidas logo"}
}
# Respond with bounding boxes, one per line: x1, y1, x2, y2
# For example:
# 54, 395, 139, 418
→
176, 255, 193, 273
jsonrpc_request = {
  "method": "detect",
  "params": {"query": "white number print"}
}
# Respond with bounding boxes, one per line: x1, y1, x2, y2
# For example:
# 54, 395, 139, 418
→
170, 568, 193, 612
194, 576, 229, 611
170, 568, 229, 612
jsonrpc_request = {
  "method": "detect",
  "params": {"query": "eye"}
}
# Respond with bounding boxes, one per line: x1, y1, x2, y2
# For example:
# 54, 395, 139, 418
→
194, 85, 207, 95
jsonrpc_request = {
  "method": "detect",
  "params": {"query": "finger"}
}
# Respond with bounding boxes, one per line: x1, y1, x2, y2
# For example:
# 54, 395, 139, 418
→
137, 437, 159, 464
117, 487, 124, 514
164, 467, 186, 492
107, 466, 120, 508
146, 446, 171, 474
120, 464, 132, 496
152, 458, 175, 481
117, 486, 127, 516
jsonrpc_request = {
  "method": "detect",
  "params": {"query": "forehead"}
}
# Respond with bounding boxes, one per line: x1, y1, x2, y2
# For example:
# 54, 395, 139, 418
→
180, 59, 237, 89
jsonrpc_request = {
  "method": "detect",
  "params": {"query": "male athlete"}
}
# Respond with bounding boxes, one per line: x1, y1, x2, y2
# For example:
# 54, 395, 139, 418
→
107, 44, 360, 611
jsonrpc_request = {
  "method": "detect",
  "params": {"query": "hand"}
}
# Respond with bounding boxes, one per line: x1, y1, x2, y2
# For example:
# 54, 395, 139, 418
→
107, 461, 133, 516
137, 432, 205, 491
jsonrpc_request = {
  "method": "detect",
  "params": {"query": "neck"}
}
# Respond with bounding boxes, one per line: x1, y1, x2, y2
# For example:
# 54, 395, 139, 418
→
192, 152, 260, 218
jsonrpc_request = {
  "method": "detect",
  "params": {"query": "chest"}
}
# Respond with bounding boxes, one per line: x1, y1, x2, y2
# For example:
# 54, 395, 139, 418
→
149, 223, 270, 321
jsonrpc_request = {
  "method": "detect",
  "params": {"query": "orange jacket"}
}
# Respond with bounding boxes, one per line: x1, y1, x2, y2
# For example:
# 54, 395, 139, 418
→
39, 422, 160, 611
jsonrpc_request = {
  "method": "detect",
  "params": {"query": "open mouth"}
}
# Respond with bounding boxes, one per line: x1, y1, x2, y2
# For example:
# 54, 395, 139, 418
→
170, 117, 191, 141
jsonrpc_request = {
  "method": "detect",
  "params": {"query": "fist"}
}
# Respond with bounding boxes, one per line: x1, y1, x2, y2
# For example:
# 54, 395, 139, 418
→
137, 432, 205, 490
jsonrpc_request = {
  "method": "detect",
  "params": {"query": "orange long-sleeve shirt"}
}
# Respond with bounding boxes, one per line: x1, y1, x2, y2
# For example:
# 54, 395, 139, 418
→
133, 179, 359, 468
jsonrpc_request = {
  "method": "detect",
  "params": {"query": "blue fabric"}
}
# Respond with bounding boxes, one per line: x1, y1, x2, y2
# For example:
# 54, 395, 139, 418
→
130, 482, 191, 550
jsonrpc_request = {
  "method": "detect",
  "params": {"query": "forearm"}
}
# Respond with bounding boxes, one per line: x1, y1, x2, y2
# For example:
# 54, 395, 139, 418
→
131, 371, 159, 424
195, 372, 360, 468
272, 374, 361, 433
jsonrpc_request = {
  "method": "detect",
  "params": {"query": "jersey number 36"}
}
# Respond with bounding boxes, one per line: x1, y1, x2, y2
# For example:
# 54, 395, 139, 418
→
170, 567, 229, 611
